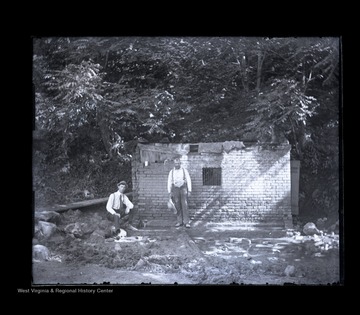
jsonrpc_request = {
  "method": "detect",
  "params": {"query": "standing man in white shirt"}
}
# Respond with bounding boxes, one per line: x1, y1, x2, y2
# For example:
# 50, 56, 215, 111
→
106, 180, 137, 236
167, 158, 192, 228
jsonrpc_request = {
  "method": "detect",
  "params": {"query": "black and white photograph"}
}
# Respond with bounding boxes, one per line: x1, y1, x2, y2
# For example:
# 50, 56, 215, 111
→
31, 36, 342, 286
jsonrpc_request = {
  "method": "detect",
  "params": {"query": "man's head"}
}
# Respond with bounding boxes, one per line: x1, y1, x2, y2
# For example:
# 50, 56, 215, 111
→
174, 158, 181, 169
117, 181, 127, 193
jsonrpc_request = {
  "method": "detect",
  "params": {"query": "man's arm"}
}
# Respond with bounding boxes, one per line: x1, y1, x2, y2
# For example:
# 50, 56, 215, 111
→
167, 170, 172, 194
106, 194, 116, 215
123, 195, 134, 214
185, 169, 192, 192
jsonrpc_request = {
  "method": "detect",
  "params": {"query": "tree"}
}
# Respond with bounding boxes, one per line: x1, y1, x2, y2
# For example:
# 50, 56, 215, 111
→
33, 36, 341, 221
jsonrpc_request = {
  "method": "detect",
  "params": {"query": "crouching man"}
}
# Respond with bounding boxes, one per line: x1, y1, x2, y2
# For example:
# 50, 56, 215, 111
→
106, 180, 138, 237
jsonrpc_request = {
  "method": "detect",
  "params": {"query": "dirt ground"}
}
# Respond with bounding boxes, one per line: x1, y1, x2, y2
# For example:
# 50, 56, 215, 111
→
32, 207, 341, 287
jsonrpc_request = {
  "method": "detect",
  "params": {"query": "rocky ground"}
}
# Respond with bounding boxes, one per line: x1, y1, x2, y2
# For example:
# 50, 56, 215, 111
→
31, 206, 341, 286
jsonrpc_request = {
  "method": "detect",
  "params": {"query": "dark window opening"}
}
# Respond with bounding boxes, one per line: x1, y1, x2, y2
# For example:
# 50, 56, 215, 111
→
189, 144, 199, 153
203, 167, 222, 186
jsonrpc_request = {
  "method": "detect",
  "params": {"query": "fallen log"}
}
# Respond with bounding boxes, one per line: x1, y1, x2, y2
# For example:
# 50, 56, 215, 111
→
35, 192, 133, 213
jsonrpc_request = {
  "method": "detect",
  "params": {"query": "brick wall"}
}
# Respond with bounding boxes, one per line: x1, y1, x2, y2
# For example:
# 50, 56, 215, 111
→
132, 142, 292, 228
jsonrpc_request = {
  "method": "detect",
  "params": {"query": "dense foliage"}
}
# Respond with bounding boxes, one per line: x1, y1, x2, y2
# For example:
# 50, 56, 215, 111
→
32, 36, 341, 221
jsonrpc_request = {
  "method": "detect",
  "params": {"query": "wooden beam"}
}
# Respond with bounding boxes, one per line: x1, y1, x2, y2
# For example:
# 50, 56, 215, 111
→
35, 192, 133, 213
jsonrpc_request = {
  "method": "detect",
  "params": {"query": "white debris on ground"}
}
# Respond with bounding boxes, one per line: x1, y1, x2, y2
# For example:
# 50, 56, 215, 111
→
32, 208, 341, 285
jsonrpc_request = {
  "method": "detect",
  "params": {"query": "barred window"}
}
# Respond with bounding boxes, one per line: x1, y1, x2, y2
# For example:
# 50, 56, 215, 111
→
202, 167, 222, 186
189, 144, 199, 153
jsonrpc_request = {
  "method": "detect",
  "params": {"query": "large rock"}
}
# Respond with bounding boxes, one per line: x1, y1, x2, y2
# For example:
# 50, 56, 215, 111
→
64, 222, 83, 238
36, 221, 58, 239
316, 217, 327, 230
35, 211, 61, 224
284, 265, 295, 277
33, 244, 50, 261
328, 220, 339, 233
65, 221, 97, 238
88, 230, 105, 243
61, 209, 82, 222
303, 222, 320, 235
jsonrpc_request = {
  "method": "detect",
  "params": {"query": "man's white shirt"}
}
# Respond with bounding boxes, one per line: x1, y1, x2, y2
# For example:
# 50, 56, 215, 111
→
167, 167, 192, 193
106, 191, 134, 215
